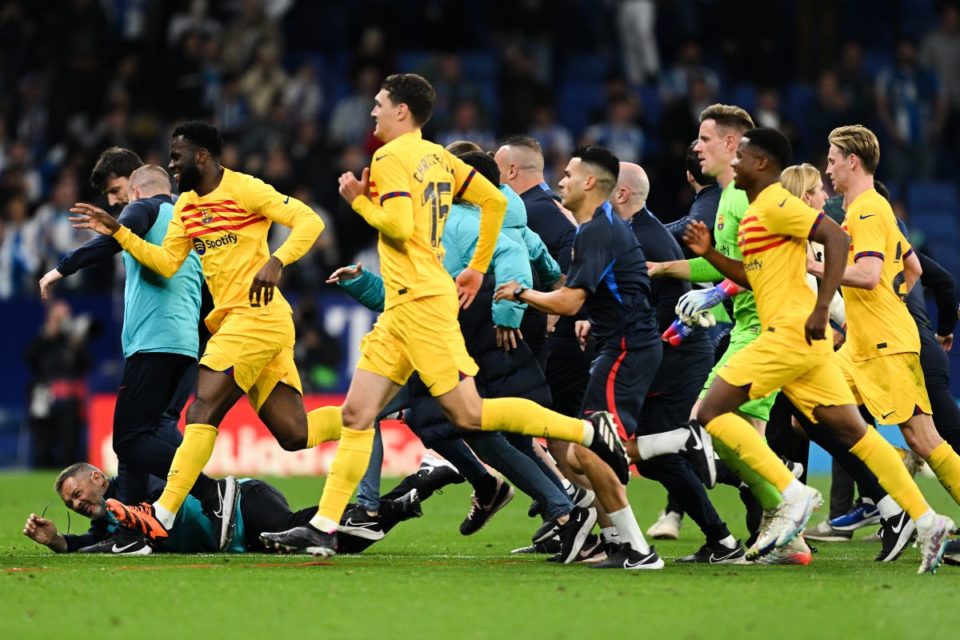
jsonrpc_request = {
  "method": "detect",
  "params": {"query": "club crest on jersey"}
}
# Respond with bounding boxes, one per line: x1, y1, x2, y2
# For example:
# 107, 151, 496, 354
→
717, 212, 725, 230
200, 209, 213, 224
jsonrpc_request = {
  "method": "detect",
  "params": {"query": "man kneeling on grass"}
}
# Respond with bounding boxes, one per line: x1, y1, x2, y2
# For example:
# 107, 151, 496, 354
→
22, 461, 454, 555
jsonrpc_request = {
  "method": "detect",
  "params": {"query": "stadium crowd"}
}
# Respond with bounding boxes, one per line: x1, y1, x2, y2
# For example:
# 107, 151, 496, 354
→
3, 0, 960, 300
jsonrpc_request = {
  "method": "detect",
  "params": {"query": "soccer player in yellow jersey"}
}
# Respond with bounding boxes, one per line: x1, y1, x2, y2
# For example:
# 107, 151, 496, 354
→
812, 124, 960, 508
683, 127, 952, 573
68, 122, 327, 547
259, 74, 626, 557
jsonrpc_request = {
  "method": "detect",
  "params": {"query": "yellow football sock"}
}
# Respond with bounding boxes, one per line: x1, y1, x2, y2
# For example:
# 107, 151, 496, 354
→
157, 423, 218, 514
481, 397, 585, 443
307, 406, 343, 447
850, 428, 931, 520
705, 413, 794, 492
314, 426, 375, 527
926, 441, 960, 505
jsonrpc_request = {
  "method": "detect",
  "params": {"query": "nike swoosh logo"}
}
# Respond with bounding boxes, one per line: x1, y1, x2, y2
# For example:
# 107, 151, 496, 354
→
891, 518, 906, 534
376, 154, 388, 161
859, 214, 876, 220
343, 518, 378, 529
112, 541, 140, 553
283, 195, 290, 204
778, 199, 787, 207
709, 551, 738, 563
624, 557, 649, 568
689, 427, 704, 452
881, 410, 896, 420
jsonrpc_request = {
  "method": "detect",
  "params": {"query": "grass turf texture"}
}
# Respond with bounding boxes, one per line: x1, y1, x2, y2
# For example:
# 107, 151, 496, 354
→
1, 472, 959, 639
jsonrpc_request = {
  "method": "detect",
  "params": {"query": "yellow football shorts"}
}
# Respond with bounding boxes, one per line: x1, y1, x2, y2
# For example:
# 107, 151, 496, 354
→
717, 324, 856, 422
357, 293, 479, 397
201, 306, 302, 412
837, 349, 931, 424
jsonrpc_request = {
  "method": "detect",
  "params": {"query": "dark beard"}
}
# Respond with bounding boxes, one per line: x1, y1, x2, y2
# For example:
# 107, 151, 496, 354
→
178, 165, 202, 192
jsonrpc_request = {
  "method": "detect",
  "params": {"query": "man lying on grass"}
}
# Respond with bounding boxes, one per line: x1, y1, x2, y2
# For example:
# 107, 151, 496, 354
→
22, 460, 459, 555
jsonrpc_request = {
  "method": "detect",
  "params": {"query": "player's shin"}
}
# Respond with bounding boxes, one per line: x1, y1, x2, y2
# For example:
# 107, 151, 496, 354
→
480, 397, 586, 443
312, 426, 375, 531
850, 428, 931, 520
156, 424, 219, 526
925, 441, 960, 504
712, 438, 783, 510
307, 405, 344, 446
705, 413, 795, 492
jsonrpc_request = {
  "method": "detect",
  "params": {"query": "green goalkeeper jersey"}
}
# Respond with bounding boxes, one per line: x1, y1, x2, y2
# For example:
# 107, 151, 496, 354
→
688, 181, 760, 337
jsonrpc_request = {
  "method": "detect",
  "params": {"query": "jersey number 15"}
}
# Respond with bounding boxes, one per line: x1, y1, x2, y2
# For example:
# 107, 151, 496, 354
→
423, 181, 452, 248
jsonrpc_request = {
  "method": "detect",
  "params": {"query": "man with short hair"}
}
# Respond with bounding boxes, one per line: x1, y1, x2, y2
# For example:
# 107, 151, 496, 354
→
39, 161, 232, 546
664, 140, 721, 257
684, 126, 952, 573
497, 146, 668, 569
813, 124, 960, 510
22, 462, 426, 555
258, 74, 626, 558
68, 121, 328, 550
612, 162, 746, 563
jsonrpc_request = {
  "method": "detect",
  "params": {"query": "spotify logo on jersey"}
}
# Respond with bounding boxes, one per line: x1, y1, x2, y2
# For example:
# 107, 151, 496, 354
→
193, 232, 238, 255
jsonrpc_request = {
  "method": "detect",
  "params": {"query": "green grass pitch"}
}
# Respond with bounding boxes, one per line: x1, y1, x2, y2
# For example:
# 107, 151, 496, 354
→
1, 471, 959, 639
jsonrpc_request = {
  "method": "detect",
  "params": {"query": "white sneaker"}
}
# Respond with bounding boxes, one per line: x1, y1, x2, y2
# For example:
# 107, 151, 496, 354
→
646, 510, 682, 540
759, 535, 813, 565
916, 514, 954, 575
754, 486, 822, 556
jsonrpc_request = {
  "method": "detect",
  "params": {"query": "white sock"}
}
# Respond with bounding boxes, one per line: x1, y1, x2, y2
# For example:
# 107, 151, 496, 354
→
608, 505, 650, 554
581, 420, 595, 446
309, 514, 339, 533
780, 479, 805, 501
561, 478, 573, 491
718, 534, 737, 549
876, 495, 901, 519
634, 428, 688, 460
153, 503, 176, 530
601, 526, 620, 544
914, 509, 937, 531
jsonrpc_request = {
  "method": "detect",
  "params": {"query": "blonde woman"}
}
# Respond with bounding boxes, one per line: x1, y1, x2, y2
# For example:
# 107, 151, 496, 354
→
780, 163, 846, 335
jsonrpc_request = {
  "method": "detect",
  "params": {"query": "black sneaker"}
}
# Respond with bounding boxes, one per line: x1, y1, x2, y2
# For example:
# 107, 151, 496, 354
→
78, 528, 153, 555
260, 523, 337, 557
587, 411, 630, 484
875, 510, 916, 562
532, 519, 560, 544
592, 543, 665, 570
568, 483, 596, 508
574, 534, 606, 563
382, 455, 464, 502
391, 488, 423, 521
512, 537, 561, 555
557, 506, 598, 564
339, 505, 385, 541
200, 476, 238, 552
942, 539, 960, 566
682, 420, 716, 488
528, 500, 542, 518
460, 478, 514, 535
676, 541, 747, 564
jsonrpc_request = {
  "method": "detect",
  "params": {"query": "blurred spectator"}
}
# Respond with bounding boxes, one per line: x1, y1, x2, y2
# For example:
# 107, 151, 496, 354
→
660, 40, 721, 103
500, 45, 547, 135
220, 0, 283, 74
528, 103, 574, 184
167, 0, 221, 47
0, 141, 42, 204
0, 193, 40, 299
920, 3, 960, 161
836, 41, 873, 121
23, 300, 92, 468
582, 92, 645, 163
283, 63, 324, 126
428, 53, 488, 132
239, 41, 289, 120
438, 100, 497, 151
618, 0, 661, 84
875, 39, 947, 183
214, 74, 251, 138
328, 65, 380, 148
809, 70, 854, 159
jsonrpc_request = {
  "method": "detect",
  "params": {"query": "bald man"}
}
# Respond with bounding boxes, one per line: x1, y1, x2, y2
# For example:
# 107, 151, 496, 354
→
610, 163, 746, 563
39, 162, 232, 545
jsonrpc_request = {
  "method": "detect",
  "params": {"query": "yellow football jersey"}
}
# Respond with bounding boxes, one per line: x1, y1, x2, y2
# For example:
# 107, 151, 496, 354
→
737, 182, 830, 352
351, 130, 507, 310
114, 168, 324, 332
840, 188, 920, 361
